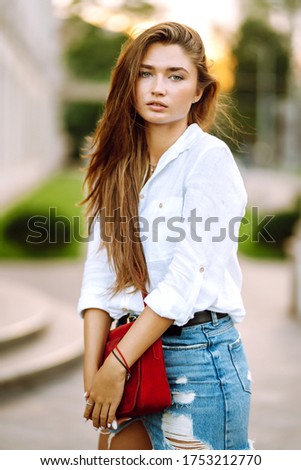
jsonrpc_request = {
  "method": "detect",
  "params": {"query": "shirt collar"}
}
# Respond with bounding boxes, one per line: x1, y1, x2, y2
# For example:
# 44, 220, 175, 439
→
155, 123, 203, 172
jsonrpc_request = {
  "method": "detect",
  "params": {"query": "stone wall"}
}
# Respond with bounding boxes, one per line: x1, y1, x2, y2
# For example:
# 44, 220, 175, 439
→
0, 0, 65, 207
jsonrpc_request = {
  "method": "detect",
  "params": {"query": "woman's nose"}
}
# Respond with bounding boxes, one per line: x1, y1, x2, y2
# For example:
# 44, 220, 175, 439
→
151, 76, 167, 96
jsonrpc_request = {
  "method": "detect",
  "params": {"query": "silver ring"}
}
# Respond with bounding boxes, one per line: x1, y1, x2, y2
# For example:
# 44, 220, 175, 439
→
99, 428, 110, 435
86, 402, 94, 406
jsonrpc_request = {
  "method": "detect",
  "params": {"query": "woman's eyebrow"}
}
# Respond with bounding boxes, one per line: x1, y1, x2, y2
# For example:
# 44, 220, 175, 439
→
140, 64, 190, 74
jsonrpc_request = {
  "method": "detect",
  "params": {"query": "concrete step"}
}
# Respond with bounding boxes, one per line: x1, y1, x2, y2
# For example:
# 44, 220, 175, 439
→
0, 278, 83, 389
0, 279, 51, 347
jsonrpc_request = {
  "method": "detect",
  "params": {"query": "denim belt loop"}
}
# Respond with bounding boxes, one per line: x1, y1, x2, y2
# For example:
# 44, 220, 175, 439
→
210, 310, 219, 326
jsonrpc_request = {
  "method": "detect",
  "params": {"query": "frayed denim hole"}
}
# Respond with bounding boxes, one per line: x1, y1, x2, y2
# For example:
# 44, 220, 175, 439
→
162, 412, 211, 450
172, 390, 196, 409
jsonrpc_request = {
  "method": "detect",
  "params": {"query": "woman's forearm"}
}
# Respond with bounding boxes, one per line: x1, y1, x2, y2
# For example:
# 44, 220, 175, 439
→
83, 308, 113, 392
112, 306, 173, 368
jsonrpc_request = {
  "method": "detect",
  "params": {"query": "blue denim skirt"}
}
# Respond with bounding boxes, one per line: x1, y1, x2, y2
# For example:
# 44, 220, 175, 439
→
141, 312, 252, 450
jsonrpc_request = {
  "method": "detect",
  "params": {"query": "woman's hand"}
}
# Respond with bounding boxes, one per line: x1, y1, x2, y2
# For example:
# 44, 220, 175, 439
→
83, 353, 127, 429
82, 306, 173, 429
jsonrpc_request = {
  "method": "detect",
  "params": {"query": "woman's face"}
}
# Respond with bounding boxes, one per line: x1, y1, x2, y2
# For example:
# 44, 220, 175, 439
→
135, 42, 202, 129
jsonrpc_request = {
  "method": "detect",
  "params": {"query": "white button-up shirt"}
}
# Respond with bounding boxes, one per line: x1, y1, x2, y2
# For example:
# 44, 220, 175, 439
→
77, 124, 248, 325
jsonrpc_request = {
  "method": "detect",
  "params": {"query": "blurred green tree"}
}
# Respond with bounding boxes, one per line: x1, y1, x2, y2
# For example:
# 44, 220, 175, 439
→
63, 100, 104, 160
249, 0, 299, 16
232, 18, 291, 158
63, 16, 127, 82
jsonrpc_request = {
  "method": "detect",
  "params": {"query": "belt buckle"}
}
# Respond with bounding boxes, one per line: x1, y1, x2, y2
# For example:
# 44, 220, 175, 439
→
127, 313, 137, 323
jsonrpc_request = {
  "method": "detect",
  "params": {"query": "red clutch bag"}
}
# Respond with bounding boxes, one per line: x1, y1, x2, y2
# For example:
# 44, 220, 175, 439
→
103, 321, 171, 419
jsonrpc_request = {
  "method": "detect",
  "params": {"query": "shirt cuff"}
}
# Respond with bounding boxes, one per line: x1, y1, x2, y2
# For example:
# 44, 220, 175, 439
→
144, 270, 204, 326
77, 294, 109, 318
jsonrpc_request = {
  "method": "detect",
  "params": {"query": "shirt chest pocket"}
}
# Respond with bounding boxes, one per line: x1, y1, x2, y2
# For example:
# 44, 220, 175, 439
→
151, 196, 183, 218
143, 197, 184, 255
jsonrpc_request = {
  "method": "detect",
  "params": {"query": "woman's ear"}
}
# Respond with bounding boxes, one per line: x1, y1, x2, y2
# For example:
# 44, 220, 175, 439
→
193, 88, 203, 104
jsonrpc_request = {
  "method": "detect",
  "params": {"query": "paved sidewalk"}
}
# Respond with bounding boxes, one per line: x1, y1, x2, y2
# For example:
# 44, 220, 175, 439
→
0, 255, 300, 450
238, 256, 301, 450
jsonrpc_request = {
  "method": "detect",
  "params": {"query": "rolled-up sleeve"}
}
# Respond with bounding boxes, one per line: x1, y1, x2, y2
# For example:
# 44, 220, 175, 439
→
144, 146, 247, 326
77, 218, 115, 317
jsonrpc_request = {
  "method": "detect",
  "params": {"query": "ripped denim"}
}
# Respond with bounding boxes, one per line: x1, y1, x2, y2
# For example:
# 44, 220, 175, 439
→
141, 313, 252, 450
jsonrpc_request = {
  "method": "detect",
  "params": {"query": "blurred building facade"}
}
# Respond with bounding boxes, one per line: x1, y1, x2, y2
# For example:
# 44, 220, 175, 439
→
0, 0, 65, 207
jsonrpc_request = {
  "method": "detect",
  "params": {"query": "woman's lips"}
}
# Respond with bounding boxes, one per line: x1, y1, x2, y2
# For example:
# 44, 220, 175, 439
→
147, 101, 168, 111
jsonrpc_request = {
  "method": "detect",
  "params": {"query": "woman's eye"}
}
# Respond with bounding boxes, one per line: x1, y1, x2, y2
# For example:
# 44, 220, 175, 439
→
170, 75, 183, 81
140, 71, 151, 78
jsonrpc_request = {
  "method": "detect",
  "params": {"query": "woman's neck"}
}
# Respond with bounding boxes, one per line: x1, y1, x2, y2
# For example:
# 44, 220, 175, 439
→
146, 122, 188, 165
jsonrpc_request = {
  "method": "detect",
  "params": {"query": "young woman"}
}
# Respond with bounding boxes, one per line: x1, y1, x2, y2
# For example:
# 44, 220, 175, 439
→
78, 22, 252, 450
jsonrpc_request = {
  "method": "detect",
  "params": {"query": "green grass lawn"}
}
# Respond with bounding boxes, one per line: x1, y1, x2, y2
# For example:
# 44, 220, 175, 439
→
0, 167, 88, 259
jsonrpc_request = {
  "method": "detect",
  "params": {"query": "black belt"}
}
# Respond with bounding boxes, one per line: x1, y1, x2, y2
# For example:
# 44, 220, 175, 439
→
117, 310, 228, 336
163, 310, 228, 336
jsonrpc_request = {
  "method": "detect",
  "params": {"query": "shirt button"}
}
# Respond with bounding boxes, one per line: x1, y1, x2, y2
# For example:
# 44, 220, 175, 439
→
159, 202, 163, 208
199, 266, 205, 273
139, 194, 144, 199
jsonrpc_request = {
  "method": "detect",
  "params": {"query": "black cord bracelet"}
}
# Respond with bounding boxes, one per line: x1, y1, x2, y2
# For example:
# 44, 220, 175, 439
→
112, 349, 131, 381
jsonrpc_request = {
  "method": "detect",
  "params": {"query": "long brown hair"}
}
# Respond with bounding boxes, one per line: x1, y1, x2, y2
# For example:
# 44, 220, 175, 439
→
82, 22, 220, 295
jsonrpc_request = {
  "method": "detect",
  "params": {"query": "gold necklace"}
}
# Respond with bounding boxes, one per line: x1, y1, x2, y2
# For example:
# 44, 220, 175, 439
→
149, 163, 157, 174
141, 162, 156, 188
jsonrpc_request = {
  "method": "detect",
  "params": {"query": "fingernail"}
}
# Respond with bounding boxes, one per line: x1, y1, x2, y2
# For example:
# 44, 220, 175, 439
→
83, 392, 88, 399
83, 418, 88, 423
112, 419, 117, 430
94, 427, 99, 431
100, 426, 105, 431
107, 423, 111, 428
